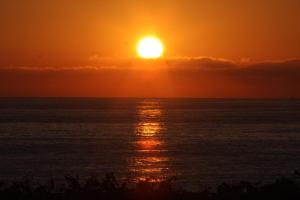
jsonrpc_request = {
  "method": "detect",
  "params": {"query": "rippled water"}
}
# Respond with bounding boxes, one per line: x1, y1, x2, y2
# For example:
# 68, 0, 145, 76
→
0, 98, 300, 189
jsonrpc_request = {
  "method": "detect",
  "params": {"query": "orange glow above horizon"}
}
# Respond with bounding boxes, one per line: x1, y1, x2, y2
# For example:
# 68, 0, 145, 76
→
0, 1, 300, 98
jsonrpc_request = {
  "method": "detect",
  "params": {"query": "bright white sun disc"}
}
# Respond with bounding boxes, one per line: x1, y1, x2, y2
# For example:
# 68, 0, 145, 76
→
137, 37, 164, 59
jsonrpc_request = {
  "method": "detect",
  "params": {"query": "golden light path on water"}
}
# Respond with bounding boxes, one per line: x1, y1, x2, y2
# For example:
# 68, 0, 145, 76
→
131, 100, 171, 182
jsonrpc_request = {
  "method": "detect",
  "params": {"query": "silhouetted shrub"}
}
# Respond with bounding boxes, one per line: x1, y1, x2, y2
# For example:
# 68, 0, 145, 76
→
1, 172, 300, 200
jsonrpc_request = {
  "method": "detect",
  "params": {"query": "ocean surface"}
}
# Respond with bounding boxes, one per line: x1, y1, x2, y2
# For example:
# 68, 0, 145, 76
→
0, 98, 300, 189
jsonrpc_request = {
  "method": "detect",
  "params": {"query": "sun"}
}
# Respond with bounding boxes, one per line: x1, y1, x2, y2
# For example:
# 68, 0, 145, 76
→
137, 36, 164, 59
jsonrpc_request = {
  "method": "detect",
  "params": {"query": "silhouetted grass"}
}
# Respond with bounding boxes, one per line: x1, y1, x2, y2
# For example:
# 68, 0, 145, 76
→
1, 171, 300, 200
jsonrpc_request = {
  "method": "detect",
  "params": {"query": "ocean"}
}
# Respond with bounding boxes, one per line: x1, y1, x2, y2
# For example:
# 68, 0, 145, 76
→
0, 98, 300, 189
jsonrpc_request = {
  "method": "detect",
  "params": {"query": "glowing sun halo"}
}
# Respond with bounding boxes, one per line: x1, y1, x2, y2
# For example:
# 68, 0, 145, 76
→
137, 37, 164, 59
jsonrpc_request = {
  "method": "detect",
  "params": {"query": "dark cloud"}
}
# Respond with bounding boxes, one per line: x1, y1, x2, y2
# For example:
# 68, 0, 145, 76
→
166, 57, 236, 70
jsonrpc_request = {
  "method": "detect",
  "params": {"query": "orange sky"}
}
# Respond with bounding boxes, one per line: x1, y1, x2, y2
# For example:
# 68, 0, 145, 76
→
0, 0, 299, 97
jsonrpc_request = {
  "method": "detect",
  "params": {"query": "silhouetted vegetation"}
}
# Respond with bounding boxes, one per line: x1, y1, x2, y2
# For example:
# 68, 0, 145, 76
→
1, 171, 300, 200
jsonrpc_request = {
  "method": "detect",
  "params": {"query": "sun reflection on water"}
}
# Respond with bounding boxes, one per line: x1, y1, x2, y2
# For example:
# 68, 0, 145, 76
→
130, 100, 170, 183
135, 122, 161, 137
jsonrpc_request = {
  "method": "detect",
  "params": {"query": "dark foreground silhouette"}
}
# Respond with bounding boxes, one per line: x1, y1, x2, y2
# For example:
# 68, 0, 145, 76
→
1, 172, 300, 200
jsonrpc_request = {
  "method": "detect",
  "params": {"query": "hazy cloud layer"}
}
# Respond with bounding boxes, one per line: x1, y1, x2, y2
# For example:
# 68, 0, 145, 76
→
0, 57, 299, 98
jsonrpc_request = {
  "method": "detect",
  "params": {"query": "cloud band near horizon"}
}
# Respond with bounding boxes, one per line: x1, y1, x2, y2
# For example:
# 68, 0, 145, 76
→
0, 57, 299, 98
